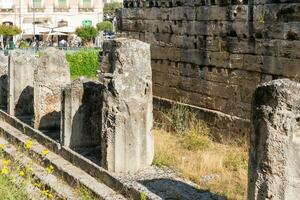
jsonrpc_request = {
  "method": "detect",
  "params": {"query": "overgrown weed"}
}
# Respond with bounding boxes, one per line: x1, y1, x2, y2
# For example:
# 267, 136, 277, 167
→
153, 102, 248, 200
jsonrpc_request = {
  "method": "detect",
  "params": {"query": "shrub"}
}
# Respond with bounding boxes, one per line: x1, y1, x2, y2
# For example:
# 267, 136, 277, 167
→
75, 26, 98, 46
0, 25, 21, 36
96, 21, 113, 33
66, 49, 100, 79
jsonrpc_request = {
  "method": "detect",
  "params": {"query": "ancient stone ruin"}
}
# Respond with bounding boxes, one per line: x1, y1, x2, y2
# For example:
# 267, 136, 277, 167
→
118, 0, 300, 137
249, 79, 300, 200
2, 41, 154, 174
33, 48, 70, 134
100, 38, 154, 172
8, 50, 38, 121
61, 78, 104, 162
61, 39, 154, 172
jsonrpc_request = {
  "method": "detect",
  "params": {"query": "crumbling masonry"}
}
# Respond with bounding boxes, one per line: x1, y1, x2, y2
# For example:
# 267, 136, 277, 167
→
118, 0, 300, 136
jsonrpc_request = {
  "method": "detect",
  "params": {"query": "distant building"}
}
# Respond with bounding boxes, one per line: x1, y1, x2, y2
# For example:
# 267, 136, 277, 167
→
0, 0, 104, 34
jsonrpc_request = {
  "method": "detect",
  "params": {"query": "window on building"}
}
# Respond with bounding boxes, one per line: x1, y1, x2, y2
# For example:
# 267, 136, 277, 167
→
58, 0, 67, 7
33, 0, 42, 8
82, 0, 91, 8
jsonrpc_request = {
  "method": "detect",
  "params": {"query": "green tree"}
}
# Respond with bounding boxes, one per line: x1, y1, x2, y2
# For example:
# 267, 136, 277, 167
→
96, 21, 113, 33
75, 26, 98, 47
0, 25, 21, 36
103, 2, 122, 15
0, 25, 21, 49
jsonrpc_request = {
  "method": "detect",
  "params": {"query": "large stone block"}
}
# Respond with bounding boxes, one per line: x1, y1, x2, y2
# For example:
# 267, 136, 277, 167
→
8, 51, 38, 122
34, 48, 70, 131
61, 78, 103, 152
249, 79, 300, 200
99, 38, 154, 173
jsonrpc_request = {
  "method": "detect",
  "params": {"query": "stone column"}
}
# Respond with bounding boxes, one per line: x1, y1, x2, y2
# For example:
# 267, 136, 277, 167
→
249, 79, 300, 200
0, 53, 8, 110
8, 51, 37, 121
61, 78, 103, 153
34, 48, 70, 131
99, 38, 154, 173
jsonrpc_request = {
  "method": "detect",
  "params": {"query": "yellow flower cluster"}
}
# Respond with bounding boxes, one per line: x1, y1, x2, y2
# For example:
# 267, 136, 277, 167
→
46, 165, 54, 174
41, 189, 54, 198
1, 159, 10, 175
42, 149, 49, 156
19, 170, 25, 177
25, 139, 33, 150
0, 144, 4, 150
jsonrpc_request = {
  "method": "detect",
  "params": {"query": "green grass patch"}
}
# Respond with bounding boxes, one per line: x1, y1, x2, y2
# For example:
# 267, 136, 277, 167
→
66, 49, 100, 79
0, 175, 28, 199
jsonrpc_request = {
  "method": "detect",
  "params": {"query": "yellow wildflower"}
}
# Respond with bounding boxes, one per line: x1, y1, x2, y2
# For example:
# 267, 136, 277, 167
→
1, 167, 9, 175
46, 165, 54, 174
41, 189, 54, 198
19, 170, 25, 177
25, 140, 33, 150
2, 159, 10, 166
42, 149, 49, 156
0, 144, 4, 149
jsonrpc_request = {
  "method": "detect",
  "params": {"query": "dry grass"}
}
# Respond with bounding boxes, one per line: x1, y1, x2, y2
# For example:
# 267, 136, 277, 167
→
153, 103, 248, 200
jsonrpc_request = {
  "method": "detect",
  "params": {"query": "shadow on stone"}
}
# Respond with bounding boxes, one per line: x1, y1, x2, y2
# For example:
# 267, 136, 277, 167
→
69, 81, 103, 165
15, 85, 34, 125
39, 111, 61, 141
139, 178, 226, 200
0, 74, 8, 111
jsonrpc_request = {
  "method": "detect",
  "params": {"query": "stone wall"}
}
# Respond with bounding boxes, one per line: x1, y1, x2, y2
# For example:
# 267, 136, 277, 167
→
118, 0, 300, 136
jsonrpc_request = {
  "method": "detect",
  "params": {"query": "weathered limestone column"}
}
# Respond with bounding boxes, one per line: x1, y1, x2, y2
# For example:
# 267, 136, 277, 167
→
61, 78, 103, 152
249, 79, 300, 200
34, 48, 70, 131
0, 53, 8, 110
8, 51, 37, 119
99, 38, 154, 173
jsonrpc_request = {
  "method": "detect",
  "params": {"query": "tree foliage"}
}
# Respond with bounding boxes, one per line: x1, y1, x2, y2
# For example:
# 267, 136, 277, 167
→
75, 26, 98, 45
0, 25, 21, 36
103, 2, 122, 15
96, 21, 113, 32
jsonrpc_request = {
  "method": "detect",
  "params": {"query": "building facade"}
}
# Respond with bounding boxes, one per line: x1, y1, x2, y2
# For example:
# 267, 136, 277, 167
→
0, 0, 104, 32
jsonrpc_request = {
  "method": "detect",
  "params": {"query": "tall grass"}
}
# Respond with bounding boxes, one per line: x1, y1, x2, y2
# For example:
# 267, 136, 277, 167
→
153, 103, 248, 200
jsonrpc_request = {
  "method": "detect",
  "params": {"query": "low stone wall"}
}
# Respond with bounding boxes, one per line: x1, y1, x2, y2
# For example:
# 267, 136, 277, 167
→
117, 0, 300, 136
249, 79, 300, 200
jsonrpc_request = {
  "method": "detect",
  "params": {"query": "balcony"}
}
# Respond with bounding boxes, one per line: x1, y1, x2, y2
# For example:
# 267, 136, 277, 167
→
0, 7, 14, 12
78, 4, 94, 12
0, 2, 14, 12
54, 5, 69, 12
28, 4, 45, 12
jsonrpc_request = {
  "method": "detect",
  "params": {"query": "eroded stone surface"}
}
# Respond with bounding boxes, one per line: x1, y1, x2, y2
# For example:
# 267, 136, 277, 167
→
34, 48, 70, 131
249, 79, 300, 200
99, 38, 154, 173
61, 78, 103, 161
8, 50, 38, 119
118, 0, 300, 137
